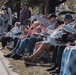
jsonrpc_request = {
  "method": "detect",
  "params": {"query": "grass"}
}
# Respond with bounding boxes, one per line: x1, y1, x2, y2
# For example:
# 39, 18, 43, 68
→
1, 46, 53, 75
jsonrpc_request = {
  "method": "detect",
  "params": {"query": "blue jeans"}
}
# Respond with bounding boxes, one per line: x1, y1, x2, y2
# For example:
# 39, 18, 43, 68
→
9, 38, 29, 55
16, 38, 29, 55
8, 38, 21, 54
9, 36, 43, 56
20, 21, 28, 26
17, 36, 43, 55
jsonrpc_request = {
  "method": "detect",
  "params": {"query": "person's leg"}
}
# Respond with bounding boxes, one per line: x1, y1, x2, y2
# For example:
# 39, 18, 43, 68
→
13, 38, 19, 48
11, 38, 21, 52
1, 37, 6, 48
26, 37, 37, 54
11, 38, 30, 59
6, 38, 20, 50
1, 37, 10, 48
49, 45, 66, 73
56, 45, 66, 68
0, 37, 11, 50
26, 36, 43, 55
24, 42, 51, 61
4, 38, 21, 57
51, 45, 59, 63
46, 45, 59, 71
34, 42, 42, 52
16, 38, 30, 56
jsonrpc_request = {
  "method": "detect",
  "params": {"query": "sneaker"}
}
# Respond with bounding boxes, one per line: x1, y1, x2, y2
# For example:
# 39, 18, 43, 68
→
11, 54, 22, 60
50, 67, 60, 74
4, 54, 11, 58
46, 64, 58, 71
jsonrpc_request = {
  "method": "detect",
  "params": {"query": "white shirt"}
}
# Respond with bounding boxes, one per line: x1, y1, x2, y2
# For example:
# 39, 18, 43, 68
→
6, 26, 21, 38
33, 13, 57, 29
49, 22, 75, 46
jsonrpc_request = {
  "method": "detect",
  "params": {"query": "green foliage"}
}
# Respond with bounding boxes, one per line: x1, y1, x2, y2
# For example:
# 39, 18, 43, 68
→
13, 1, 21, 11
21, 0, 47, 7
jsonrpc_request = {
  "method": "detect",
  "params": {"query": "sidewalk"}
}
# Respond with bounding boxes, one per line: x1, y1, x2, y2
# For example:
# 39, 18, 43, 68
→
0, 51, 19, 75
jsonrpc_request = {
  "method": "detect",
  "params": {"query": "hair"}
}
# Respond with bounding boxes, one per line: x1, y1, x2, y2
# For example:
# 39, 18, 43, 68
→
15, 22, 20, 27
1, 7, 8, 14
48, 13, 56, 19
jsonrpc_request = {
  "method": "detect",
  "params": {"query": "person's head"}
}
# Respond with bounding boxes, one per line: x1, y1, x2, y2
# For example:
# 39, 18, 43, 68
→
28, 17, 37, 26
2, 7, 8, 14
48, 14, 56, 22
21, 3, 26, 9
33, 21, 40, 28
64, 14, 73, 25
15, 22, 20, 27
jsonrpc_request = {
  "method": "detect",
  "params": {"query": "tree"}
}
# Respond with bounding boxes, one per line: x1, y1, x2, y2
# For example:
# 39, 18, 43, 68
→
48, 0, 67, 14
0, 0, 6, 7
24, 0, 67, 14
5, 0, 67, 19
23, 0, 47, 15
12, 0, 21, 20
66, 0, 76, 11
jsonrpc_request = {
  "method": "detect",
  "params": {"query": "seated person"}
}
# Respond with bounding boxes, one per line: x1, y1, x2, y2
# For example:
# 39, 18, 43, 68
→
46, 20, 76, 74
4, 21, 44, 59
23, 14, 75, 63
0, 22, 21, 50
4, 7, 60, 59
60, 45, 76, 75
46, 33, 76, 74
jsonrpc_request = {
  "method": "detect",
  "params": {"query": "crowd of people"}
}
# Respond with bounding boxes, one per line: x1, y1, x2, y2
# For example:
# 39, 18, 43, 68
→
0, 1, 76, 75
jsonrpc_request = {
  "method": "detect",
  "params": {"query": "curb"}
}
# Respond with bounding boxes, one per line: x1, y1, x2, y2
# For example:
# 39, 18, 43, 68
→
0, 51, 19, 75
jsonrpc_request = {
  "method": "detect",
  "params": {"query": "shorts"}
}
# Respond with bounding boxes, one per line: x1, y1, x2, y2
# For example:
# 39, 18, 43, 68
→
20, 21, 28, 26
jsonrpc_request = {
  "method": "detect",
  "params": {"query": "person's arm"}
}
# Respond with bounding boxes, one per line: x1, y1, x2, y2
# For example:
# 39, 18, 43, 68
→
8, 8, 12, 18
0, 14, 9, 22
33, 14, 48, 26
63, 25, 76, 33
29, 7, 48, 27
73, 24, 76, 30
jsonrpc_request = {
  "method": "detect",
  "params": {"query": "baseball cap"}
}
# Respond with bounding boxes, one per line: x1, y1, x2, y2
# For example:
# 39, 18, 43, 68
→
64, 14, 73, 20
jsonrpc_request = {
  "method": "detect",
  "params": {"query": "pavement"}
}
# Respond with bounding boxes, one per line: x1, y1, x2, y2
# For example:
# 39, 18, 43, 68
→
0, 51, 19, 75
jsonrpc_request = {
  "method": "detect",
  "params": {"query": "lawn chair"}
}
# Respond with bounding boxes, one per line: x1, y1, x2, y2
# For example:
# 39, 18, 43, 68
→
37, 46, 55, 63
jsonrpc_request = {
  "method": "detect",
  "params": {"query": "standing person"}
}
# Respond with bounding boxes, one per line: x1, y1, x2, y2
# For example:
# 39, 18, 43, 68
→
0, 7, 9, 50
4, 1, 12, 31
19, 3, 30, 27
0, 7, 9, 37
